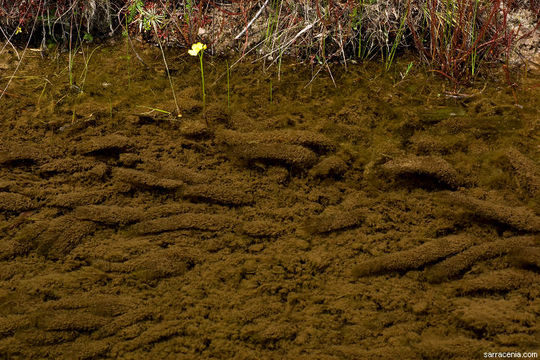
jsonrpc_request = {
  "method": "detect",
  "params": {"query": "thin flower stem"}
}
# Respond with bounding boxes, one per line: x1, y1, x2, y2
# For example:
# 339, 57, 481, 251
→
153, 23, 180, 116
226, 59, 230, 110
200, 51, 206, 107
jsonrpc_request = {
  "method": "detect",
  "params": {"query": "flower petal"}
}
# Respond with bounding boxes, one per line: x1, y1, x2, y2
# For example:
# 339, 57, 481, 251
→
189, 42, 206, 56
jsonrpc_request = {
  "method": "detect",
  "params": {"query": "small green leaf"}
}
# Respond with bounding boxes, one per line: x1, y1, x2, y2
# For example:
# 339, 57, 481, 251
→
83, 33, 94, 42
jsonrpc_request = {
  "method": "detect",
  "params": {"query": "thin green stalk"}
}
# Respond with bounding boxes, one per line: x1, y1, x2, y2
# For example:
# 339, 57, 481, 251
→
354, 0, 366, 59
125, 17, 131, 89
68, 15, 73, 87
185, 0, 193, 24
358, 25, 363, 59
37, 79, 48, 108
226, 59, 230, 110
188, 43, 207, 110
149, 107, 170, 114
137, 105, 173, 115
199, 51, 205, 108
385, 4, 408, 71
265, 0, 279, 45
277, 49, 283, 81
70, 14, 86, 89
68, 15, 86, 91
471, 0, 480, 75
79, 44, 103, 91
68, 51, 73, 86
154, 24, 180, 115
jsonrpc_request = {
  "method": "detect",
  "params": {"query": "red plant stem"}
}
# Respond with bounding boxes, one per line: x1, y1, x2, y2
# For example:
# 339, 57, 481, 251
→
429, 69, 457, 84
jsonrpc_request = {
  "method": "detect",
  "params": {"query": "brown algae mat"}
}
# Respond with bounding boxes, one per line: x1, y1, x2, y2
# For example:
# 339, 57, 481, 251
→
0, 45, 539, 359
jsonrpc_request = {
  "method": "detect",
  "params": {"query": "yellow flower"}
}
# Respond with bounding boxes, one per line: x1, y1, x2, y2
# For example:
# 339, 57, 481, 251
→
188, 42, 207, 56
15, 26, 22, 35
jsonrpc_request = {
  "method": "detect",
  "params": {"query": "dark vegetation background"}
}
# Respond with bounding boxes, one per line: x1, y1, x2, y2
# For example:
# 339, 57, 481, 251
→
1, 0, 539, 83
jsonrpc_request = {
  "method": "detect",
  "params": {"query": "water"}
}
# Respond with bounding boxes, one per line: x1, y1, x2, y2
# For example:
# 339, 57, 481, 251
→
0, 41, 539, 358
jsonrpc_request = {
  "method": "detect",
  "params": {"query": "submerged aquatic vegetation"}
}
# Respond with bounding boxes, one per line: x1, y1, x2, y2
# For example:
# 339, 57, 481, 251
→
0, 38, 539, 356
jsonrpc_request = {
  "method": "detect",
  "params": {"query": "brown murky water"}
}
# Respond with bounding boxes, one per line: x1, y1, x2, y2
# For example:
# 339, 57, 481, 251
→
1, 39, 539, 359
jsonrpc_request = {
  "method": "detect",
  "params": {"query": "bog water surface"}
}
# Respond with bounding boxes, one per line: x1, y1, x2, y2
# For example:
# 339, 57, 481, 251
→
1, 42, 539, 358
